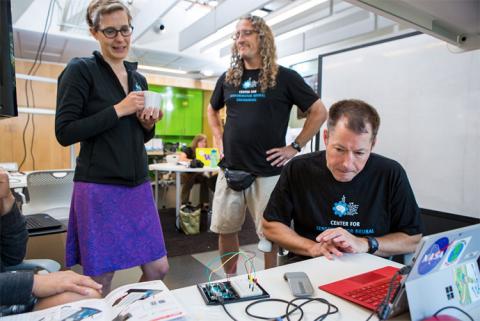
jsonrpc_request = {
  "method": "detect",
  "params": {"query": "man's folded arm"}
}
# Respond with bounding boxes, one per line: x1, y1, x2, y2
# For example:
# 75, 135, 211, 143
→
262, 218, 318, 257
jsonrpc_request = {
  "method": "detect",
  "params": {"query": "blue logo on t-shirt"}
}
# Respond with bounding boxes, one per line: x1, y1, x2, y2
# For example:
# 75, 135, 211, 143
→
241, 77, 258, 89
332, 195, 359, 218
133, 82, 142, 91
230, 77, 265, 103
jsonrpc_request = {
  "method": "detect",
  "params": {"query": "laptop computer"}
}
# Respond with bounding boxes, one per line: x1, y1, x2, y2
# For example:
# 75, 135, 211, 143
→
25, 213, 62, 232
319, 223, 480, 320
195, 148, 219, 167
405, 223, 480, 321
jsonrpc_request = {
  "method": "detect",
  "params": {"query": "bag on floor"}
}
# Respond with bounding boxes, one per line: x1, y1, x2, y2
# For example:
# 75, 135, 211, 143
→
179, 204, 201, 235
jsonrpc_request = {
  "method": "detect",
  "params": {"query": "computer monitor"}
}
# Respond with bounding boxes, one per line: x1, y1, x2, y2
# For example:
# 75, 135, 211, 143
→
0, 0, 18, 119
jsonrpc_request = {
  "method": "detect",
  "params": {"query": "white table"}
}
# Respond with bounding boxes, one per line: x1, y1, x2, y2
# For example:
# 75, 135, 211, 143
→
171, 253, 411, 321
149, 163, 219, 228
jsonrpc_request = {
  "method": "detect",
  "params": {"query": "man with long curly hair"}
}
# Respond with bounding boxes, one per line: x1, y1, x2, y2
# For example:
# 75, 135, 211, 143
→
207, 15, 327, 274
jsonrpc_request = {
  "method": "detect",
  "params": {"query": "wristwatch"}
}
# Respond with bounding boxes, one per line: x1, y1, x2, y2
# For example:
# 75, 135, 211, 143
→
365, 236, 379, 254
291, 141, 302, 152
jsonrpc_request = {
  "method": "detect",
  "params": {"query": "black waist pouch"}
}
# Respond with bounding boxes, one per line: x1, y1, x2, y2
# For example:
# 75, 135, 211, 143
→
224, 168, 256, 191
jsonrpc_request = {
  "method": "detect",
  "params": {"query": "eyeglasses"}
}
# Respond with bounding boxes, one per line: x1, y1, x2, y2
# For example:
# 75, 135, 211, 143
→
232, 29, 258, 40
98, 25, 134, 39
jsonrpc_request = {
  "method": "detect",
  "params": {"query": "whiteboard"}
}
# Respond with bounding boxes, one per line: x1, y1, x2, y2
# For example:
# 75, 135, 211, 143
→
320, 33, 480, 219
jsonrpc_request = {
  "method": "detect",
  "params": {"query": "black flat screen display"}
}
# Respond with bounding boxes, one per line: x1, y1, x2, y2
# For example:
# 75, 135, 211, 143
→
0, 0, 18, 119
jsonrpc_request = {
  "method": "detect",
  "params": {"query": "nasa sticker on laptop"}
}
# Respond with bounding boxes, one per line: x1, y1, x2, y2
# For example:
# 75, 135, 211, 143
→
418, 237, 450, 275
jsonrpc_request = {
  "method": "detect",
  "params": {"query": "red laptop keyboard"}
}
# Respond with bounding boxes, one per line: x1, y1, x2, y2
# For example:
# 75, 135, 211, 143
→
343, 277, 401, 310
319, 266, 402, 311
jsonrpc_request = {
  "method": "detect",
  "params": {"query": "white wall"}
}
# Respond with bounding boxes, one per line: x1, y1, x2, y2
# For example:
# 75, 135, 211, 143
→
320, 33, 480, 219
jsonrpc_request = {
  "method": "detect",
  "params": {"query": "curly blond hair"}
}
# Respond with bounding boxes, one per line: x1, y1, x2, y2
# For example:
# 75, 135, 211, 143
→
225, 15, 278, 92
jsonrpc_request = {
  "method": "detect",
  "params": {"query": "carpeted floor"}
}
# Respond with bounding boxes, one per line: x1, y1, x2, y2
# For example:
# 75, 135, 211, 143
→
159, 208, 259, 257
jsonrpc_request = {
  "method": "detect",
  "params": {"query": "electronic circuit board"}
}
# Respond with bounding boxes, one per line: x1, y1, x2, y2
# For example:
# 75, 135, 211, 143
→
197, 279, 269, 305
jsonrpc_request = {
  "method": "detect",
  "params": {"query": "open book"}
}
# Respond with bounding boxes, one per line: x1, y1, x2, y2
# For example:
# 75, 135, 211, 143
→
3, 280, 186, 321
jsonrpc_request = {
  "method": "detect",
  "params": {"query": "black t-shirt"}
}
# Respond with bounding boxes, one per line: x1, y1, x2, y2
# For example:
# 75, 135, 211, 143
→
210, 66, 319, 176
264, 151, 424, 241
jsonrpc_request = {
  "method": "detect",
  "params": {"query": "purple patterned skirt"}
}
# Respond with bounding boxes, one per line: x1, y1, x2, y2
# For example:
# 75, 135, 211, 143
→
65, 181, 167, 276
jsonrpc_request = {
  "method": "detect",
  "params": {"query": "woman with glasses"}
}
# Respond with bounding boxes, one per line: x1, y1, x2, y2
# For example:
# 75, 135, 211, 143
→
55, 0, 168, 294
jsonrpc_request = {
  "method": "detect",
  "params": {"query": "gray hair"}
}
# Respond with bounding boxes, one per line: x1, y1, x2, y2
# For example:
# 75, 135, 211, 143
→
327, 99, 381, 141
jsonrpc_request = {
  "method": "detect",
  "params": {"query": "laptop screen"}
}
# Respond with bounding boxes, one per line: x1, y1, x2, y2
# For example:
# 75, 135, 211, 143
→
195, 148, 219, 167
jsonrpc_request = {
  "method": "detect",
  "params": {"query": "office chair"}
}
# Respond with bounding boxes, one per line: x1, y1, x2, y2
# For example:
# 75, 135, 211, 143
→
22, 170, 74, 221
157, 172, 175, 208
163, 142, 179, 153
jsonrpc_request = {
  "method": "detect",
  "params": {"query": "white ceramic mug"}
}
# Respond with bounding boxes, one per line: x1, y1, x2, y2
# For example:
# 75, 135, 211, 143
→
143, 91, 162, 109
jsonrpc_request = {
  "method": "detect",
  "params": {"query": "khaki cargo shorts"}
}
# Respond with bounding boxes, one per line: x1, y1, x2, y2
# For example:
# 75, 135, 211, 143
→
210, 169, 279, 238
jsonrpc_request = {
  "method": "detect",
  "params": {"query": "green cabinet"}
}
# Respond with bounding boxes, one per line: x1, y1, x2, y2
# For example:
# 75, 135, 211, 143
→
149, 85, 203, 139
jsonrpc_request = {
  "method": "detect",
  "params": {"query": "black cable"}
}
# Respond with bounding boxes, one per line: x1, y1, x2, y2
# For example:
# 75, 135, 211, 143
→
246, 298, 302, 321
245, 297, 339, 321
365, 310, 377, 321
18, 113, 31, 170
220, 301, 239, 321
25, 0, 54, 76
284, 298, 308, 321
366, 265, 412, 321
286, 297, 339, 321
215, 295, 239, 321
29, 74, 36, 169
377, 273, 401, 320
19, 0, 55, 170
433, 306, 474, 321
30, 0, 55, 170
30, 114, 36, 170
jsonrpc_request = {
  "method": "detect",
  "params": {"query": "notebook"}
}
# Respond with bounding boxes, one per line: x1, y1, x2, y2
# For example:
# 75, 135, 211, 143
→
319, 223, 480, 320
25, 213, 62, 232
195, 148, 220, 167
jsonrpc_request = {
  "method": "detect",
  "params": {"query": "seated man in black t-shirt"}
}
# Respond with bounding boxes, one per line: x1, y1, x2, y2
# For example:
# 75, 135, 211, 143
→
262, 99, 424, 261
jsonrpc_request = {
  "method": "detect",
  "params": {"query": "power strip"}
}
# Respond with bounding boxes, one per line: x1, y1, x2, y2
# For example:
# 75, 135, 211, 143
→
197, 279, 269, 305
